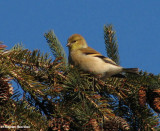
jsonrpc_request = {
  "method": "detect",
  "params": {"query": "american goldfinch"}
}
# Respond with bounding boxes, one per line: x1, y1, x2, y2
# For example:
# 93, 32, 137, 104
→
66, 34, 138, 79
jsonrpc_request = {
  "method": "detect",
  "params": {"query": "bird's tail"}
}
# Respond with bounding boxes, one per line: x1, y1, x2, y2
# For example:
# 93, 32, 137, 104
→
123, 68, 139, 74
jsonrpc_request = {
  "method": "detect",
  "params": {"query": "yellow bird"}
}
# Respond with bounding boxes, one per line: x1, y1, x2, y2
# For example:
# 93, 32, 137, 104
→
66, 34, 138, 79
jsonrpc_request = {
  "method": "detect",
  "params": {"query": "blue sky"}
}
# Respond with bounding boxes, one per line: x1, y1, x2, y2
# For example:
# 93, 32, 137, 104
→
0, 1, 160, 74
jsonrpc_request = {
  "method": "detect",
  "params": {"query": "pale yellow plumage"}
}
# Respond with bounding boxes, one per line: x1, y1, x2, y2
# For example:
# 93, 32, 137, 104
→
66, 34, 138, 79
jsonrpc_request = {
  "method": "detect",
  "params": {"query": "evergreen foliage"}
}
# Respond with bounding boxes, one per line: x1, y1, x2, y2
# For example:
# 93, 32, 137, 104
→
104, 24, 120, 65
44, 30, 67, 65
0, 27, 159, 131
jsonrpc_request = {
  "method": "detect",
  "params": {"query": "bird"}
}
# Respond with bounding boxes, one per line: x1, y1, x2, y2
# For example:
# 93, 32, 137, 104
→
66, 34, 138, 79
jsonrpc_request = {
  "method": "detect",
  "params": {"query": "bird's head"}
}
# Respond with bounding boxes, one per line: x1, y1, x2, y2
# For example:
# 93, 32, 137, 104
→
66, 34, 88, 51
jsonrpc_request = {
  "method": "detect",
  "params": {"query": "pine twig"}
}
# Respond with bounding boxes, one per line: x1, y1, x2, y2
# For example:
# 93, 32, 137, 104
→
44, 30, 67, 65
104, 24, 120, 64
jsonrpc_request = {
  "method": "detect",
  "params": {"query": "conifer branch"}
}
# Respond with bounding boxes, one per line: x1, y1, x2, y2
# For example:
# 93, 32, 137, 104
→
44, 30, 67, 65
104, 24, 120, 64
83, 92, 110, 120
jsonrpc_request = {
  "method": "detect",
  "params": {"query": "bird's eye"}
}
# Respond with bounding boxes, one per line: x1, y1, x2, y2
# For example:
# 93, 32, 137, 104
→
72, 40, 77, 43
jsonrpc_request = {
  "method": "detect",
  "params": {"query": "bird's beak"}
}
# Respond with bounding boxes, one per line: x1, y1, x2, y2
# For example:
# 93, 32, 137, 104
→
66, 43, 70, 47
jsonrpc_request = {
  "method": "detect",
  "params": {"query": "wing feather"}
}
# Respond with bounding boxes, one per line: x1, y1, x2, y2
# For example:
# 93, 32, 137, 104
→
80, 47, 118, 66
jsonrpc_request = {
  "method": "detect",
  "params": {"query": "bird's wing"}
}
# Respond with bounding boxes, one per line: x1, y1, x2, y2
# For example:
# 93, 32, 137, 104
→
80, 47, 118, 66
